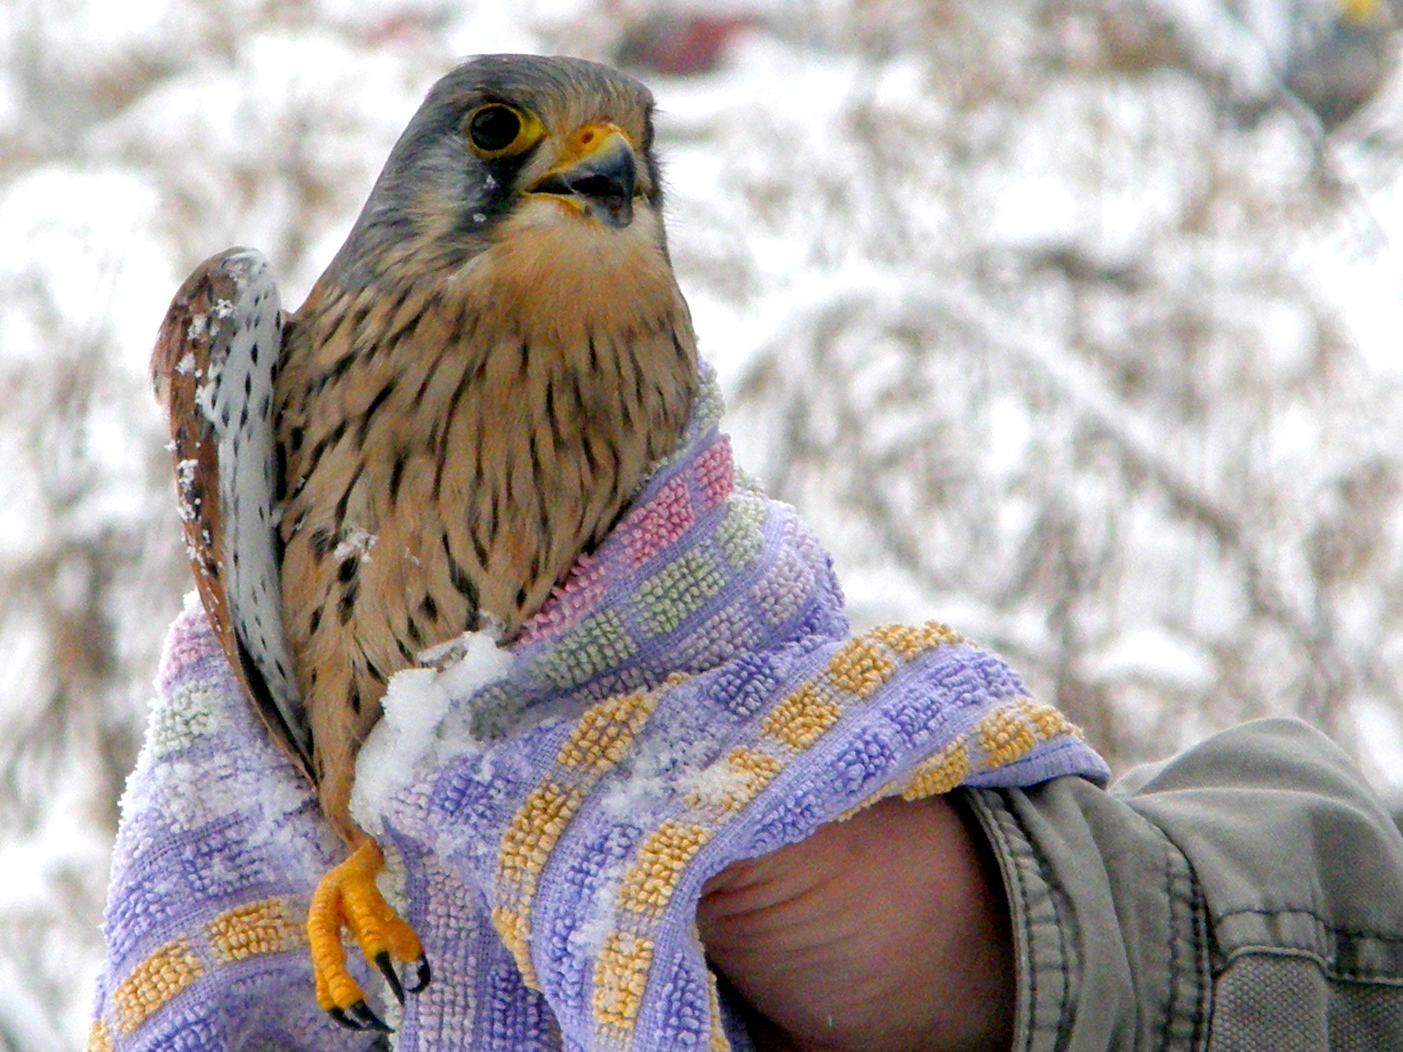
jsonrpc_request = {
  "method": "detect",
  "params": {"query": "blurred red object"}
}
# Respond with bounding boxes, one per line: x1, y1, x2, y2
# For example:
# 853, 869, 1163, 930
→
616, 14, 757, 75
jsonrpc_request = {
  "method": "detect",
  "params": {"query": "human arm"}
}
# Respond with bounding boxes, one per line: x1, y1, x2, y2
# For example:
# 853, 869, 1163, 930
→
699, 795, 1014, 1052
701, 718, 1403, 1052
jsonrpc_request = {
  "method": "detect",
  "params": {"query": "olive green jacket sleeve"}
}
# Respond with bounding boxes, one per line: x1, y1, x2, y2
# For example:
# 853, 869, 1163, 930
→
964, 718, 1403, 1052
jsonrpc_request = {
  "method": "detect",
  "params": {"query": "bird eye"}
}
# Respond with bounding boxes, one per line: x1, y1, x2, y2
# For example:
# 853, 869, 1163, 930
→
467, 104, 530, 156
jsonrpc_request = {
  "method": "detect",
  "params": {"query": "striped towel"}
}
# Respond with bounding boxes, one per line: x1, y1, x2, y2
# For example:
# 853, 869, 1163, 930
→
90, 367, 1108, 1052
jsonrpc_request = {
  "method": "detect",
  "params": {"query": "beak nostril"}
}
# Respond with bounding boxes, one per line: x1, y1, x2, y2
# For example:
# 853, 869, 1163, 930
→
567, 173, 625, 203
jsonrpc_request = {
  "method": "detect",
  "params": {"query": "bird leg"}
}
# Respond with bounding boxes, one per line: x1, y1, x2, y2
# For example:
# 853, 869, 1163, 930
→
308, 838, 431, 1031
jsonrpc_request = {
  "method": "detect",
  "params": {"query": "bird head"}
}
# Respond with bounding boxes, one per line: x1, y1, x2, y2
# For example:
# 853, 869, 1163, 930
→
323, 54, 670, 293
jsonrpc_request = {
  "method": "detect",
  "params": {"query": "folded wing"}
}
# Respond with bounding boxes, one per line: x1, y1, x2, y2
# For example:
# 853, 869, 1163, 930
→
152, 247, 314, 781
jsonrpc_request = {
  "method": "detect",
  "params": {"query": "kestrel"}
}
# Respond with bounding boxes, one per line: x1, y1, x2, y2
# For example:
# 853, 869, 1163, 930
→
152, 54, 698, 1030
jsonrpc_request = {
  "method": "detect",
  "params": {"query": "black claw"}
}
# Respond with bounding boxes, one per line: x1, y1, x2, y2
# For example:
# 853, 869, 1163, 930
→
375, 951, 405, 1005
328, 1007, 363, 1032
345, 1000, 393, 1033
406, 954, 432, 994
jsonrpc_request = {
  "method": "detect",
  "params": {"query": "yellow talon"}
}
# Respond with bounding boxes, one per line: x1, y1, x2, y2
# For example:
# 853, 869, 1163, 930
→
308, 839, 430, 1032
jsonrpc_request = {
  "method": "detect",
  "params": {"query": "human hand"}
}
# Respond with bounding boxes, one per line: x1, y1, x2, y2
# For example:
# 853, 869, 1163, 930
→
697, 795, 1014, 1052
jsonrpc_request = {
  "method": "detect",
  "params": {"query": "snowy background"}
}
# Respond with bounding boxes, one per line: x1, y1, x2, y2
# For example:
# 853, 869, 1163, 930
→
6, 0, 1403, 1046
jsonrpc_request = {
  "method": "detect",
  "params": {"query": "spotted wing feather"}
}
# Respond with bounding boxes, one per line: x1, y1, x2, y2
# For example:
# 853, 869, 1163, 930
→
152, 247, 315, 782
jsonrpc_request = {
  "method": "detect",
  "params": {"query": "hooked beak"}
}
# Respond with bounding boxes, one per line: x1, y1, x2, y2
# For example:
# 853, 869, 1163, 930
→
528, 124, 638, 229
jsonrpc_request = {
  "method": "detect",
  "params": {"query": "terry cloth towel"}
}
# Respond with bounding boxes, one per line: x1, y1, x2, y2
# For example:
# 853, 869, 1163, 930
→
89, 367, 1110, 1052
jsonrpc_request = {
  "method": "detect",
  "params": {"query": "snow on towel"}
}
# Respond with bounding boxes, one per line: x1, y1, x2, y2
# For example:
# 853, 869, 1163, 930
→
89, 365, 1109, 1052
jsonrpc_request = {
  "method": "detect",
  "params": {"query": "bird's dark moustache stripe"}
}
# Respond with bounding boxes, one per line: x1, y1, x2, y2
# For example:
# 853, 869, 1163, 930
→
443, 146, 541, 254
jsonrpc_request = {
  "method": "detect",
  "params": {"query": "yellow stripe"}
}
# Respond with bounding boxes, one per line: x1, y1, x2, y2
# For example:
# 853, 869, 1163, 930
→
825, 635, 899, 698
85, 1019, 113, 1052
594, 930, 654, 1031
761, 681, 843, 751
494, 688, 662, 987
866, 620, 963, 660
1017, 697, 1081, 742
112, 939, 205, 1034
902, 736, 971, 800
975, 707, 1038, 769
618, 821, 711, 919
708, 970, 731, 1052
557, 690, 658, 772
206, 896, 305, 964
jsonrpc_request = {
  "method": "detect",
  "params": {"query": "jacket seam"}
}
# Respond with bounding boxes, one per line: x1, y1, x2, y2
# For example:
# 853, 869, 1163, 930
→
1190, 869, 1212, 1051
968, 790, 1039, 1052
965, 788, 1077, 1052
1158, 825, 1176, 1052
1146, 814, 1212, 1052
1217, 944, 1403, 986
1212, 906, 1403, 943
